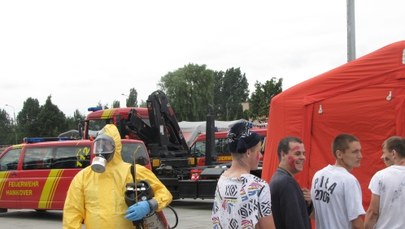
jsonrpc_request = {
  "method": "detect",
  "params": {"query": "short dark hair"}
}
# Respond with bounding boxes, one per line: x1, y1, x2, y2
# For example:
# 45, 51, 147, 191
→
384, 136, 405, 158
332, 133, 359, 157
277, 136, 302, 161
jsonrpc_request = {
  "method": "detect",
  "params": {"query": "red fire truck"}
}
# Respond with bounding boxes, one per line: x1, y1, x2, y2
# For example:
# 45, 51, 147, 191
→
81, 90, 232, 199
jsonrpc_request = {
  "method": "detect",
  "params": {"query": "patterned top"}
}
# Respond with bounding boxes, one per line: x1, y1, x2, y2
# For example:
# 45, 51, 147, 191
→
211, 174, 272, 229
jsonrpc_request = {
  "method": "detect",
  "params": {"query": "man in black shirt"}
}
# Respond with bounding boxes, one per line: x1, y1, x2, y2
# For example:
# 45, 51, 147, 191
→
269, 136, 312, 229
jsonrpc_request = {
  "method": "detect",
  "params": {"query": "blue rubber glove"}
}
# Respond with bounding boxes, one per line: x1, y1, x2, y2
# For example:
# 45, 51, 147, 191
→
125, 200, 151, 221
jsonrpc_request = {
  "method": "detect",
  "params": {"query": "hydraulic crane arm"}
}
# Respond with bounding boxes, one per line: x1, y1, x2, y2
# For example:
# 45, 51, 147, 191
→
126, 90, 189, 157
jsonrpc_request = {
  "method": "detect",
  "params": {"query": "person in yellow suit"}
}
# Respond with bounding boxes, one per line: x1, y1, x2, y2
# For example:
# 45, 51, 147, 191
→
63, 124, 172, 229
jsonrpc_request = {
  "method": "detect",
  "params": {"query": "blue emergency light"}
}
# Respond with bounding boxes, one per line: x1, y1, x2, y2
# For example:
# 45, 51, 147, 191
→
23, 137, 73, 143
88, 106, 103, 112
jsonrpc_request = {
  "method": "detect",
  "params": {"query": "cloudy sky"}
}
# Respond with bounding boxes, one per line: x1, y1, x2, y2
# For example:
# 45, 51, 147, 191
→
1, 0, 404, 117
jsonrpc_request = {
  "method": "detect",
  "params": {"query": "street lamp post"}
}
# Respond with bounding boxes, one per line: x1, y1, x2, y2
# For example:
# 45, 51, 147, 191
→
121, 93, 128, 107
5, 104, 17, 144
347, 0, 356, 62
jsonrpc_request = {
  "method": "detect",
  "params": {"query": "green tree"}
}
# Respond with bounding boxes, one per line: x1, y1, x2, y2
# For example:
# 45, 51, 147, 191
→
249, 77, 283, 120
36, 95, 68, 137
65, 109, 85, 130
217, 67, 249, 120
125, 88, 138, 107
159, 63, 215, 121
17, 97, 42, 139
139, 99, 147, 108
96, 102, 109, 110
213, 71, 224, 120
112, 100, 120, 108
0, 109, 13, 145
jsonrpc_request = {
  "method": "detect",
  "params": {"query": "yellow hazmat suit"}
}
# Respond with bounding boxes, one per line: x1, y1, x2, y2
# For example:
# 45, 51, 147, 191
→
63, 124, 172, 229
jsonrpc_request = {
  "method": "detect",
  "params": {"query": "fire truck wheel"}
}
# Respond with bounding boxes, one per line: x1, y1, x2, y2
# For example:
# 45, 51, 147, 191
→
0, 208, 7, 213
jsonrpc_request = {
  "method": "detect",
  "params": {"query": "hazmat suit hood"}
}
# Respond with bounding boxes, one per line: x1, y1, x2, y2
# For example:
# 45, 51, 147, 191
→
96, 124, 123, 168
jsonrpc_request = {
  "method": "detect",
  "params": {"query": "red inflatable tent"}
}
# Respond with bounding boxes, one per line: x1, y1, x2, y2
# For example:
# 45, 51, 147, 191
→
262, 40, 405, 209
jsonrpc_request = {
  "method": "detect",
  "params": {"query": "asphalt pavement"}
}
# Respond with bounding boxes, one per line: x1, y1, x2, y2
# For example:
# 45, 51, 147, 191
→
164, 199, 213, 229
0, 199, 213, 229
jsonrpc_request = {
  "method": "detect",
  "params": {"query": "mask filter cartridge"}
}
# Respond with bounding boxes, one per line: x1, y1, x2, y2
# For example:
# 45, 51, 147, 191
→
91, 156, 107, 173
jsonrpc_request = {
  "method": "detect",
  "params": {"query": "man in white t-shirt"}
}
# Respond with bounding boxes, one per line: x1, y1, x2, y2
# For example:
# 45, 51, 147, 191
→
380, 136, 401, 167
311, 133, 365, 229
364, 136, 405, 229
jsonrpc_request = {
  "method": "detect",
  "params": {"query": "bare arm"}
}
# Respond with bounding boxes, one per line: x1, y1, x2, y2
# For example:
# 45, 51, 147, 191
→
309, 207, 315, 219
302, 188, 311, 204
256, 215, 275, 229
364, 193, 380, 229
351, 216, 364, 229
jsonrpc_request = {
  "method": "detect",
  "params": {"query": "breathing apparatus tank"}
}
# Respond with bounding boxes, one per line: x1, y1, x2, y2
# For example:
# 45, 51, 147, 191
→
125, 167, 170, 229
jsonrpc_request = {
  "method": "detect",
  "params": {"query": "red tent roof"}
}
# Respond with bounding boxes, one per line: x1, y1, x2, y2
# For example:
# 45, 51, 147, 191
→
262, 40, 405, 208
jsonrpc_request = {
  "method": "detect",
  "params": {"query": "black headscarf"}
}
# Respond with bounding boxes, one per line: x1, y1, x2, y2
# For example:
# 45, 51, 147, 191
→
228, 121, 261, 154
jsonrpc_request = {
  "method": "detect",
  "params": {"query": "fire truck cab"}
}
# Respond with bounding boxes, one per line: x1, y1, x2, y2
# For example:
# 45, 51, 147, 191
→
189, 128, 267, 166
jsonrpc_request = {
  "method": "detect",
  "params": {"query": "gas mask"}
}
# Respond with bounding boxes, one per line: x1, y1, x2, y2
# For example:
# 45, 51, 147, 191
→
91, 134, 115, 173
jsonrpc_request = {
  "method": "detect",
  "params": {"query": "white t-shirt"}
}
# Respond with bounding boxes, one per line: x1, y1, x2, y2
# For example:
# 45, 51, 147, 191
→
311, 165, 365, 229
368, 165, 405, 229
211, 174, 272, 229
